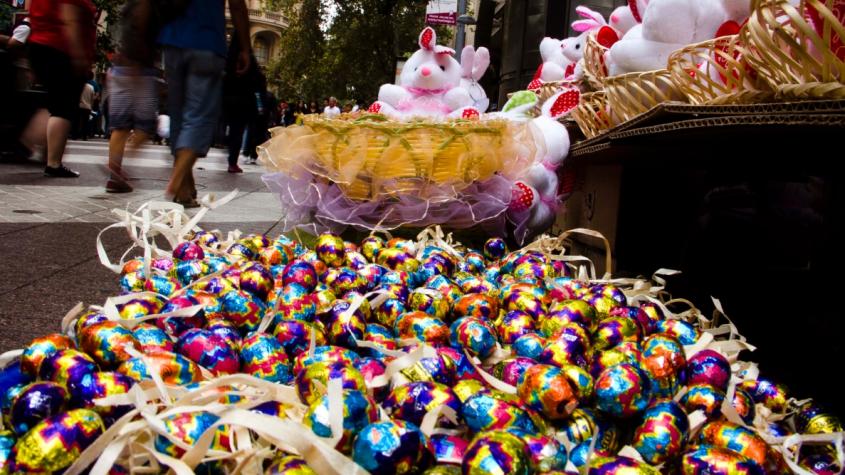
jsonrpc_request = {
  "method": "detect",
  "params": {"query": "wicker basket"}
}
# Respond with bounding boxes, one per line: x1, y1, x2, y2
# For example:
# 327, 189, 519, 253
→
571, 91, 614, 138
668, 34, 774, 104
583, 31, 611, 90
260, 115, 530, 201
742, 0, 845, 99
603, 69, 687, 122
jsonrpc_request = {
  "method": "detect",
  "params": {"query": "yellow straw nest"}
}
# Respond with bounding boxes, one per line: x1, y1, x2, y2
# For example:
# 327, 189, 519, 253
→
742, 0, 845, 99
668, 34, 775, 104
259, 114, 535, 201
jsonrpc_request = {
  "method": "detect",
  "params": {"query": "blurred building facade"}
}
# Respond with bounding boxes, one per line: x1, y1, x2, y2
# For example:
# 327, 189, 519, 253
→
226, 0, 288, 67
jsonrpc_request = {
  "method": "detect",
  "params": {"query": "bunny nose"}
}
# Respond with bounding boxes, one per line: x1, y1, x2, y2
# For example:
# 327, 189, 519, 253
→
421, 67, 431, 77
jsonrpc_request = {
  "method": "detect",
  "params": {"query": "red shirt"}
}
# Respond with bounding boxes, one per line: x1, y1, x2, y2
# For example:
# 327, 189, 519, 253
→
29, 0, 97, 62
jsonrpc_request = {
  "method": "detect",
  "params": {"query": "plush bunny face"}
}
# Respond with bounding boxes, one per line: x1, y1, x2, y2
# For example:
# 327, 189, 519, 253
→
400, 27, 461, 92
563, 6, 608, 62
539, 37, 568, 66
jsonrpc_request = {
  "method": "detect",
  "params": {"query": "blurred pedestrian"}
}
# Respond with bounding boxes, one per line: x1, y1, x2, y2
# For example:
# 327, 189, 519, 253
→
160, 0, 251, 206
222, 33, 263, 173
309, 101, 318, 114
21, 0, 97, 177
324, 96, 340, 118
76, 76, 94, 140
103, 0, 161, 193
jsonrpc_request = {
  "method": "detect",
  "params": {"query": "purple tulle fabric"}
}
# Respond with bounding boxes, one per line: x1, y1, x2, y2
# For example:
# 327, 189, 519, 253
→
262, 172, 513, 237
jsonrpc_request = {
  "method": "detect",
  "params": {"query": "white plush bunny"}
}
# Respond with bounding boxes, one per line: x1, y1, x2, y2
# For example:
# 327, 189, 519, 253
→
609, 0, 649, 36
526, 37, 576, 89
608, 0, 753, 75
369, 27, 479, 120
562, 6, 609, 64
460, 45, 491, 113
502, 88, 580, 242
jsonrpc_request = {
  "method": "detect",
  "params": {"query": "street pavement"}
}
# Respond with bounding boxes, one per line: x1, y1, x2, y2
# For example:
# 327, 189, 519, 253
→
0, 140, 286, 351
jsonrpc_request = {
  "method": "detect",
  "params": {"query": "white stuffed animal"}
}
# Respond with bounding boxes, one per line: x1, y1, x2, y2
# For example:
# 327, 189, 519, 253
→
460, 45, 491, 113
608, 0, 753, 75
498, 88, 579, 242
563, 6, 609, 65
526, 37, 576, 89
369, 27, 479, 120
609, 0, 649, 36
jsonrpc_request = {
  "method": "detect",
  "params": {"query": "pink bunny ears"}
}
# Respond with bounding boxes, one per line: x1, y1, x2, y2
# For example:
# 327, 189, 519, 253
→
419, 27, 455, 55
571, 5, 607, 32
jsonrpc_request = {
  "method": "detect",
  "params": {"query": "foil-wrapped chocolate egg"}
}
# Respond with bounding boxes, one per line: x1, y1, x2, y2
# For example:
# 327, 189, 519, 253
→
13, 409, 104, 472
132, 323, 173, 352
506, 427, 567, 472
117, 349, 202, 385
352, 420, 430, 475
496, 310, 537, 345
516, 364, 578, 420
698, 421, 769, 468
282, 260, 318, 292
681, 383, 725, 418
68, 371, 134, 422
461, 392, 537, 433
632, 399, 690, 464
453, 293, 498, 322
430, 434, 468, 465
512, 333, 547, 360
296, 361, 366, 405
304, 389, 379, 453
240, 333, 292, 384
384, 381, 461, 427
9, 382, 68, 435
595, 363, 651, 418
20, 334, 75, 378
686, 350, 731, 392
680, 445, 764, 475
315, 233, 346, 268
587, 454, 660, 474
449, 317, 497, 359
265, 454, 317, 475
394, 312, 449, 346
483, 238, 508, 261
38, 349, 98, 388
492, 357, 537, 387
176, 328, 240, 375
462, 430, 531, 475
273, 319, 327, 358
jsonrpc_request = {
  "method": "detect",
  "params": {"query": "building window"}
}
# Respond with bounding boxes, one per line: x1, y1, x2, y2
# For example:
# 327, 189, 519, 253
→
254, 37, 270, 66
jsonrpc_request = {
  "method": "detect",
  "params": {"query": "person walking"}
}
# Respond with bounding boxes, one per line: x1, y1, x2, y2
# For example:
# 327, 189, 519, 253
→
76, 77, 94, 140
22, 0, 97, 177
159, 0, 251, 206
103, 0, 161, 193
222, 34, 262, 173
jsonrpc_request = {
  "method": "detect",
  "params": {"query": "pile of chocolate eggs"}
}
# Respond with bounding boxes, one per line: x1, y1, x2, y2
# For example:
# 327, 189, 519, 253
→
0, 230, 842, 474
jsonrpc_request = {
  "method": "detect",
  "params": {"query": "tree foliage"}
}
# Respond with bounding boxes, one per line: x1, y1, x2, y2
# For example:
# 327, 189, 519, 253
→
266, 0, 452, 105
92, 0, 122, 71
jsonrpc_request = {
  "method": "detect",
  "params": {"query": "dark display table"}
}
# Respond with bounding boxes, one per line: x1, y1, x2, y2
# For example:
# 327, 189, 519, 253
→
559, 100, 845, 415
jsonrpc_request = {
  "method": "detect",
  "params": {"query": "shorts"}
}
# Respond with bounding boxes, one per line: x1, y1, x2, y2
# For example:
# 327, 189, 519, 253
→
108, 67, 159, 135
164, 47, 225, 158
28, 43, 85, 121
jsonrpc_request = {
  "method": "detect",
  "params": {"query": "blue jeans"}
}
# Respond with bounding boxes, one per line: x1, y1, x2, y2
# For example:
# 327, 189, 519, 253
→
164, 47, 225, 157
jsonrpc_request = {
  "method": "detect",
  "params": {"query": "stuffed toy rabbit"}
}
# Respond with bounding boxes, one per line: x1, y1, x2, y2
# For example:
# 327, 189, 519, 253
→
497, 88, 580, 243
369, 27, 479, 120
562, 6, 610, 65
526, 37, 576, 89
460, 45, 491, 113
608, 0, 753, 75
609, 0, 649, 36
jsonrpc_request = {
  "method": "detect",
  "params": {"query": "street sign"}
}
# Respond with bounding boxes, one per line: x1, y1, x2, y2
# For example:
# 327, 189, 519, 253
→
426, 0, 458, 25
